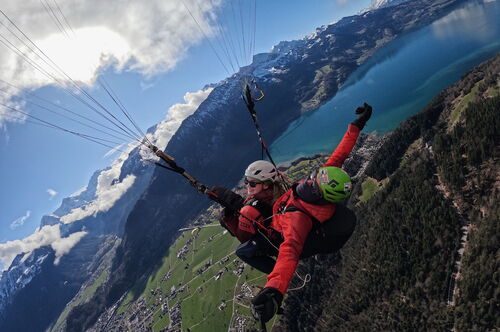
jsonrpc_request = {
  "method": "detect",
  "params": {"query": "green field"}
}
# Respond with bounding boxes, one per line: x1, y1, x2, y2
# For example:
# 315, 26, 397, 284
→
100, 159, 327, 331
116, 224, 272, 331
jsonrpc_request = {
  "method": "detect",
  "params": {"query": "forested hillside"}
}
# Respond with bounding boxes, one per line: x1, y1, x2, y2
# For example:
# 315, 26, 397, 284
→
279, 54, 499, 331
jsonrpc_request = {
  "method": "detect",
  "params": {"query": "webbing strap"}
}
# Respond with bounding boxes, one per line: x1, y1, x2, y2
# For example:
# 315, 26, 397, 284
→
148, 144, 207, 193
154, 162, 182, 173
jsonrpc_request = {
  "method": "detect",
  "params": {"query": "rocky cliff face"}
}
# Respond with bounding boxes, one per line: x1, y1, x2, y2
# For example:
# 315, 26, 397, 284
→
40, 171, 101, 228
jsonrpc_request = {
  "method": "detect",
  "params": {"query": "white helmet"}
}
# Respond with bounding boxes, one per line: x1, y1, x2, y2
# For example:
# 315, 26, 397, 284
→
244, 160, 278, 182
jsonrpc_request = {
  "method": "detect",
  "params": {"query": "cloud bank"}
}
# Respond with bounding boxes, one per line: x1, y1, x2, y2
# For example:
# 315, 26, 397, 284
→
0, 0, 221, 126
145, 87, 213, 153
0, 224, 87, 270
0, 86, 211, 269
60, 161, 136, 224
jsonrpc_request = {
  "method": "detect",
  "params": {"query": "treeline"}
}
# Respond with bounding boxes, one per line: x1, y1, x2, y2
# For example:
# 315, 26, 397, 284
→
453, 205, 499, 331
281, 152, 461, 331
363, 96, 443, 180
433, 93, 499, 331
433, 95, 500, 192
279, 54, 499, 331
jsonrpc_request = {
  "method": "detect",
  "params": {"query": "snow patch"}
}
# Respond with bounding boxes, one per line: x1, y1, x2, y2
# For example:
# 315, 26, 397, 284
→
69, 186, 88, 198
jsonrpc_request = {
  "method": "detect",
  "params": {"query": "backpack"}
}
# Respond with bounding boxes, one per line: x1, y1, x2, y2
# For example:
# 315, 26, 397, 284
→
283, 204, 357, 259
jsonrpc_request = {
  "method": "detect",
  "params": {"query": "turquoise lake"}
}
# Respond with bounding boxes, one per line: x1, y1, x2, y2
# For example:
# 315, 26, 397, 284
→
270, 0, 500, 163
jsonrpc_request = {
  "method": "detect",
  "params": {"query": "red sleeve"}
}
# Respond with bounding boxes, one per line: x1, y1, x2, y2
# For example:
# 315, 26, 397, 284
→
264, 212, 312, 295
323, 124, 360, 168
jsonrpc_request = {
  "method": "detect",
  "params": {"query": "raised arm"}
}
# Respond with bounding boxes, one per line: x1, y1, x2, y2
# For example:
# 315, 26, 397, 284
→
323, 103, 372, 168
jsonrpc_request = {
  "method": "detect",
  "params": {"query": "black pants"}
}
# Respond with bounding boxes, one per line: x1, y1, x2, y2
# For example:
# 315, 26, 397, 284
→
235, 204, 357, 273
236, 233, 278, 274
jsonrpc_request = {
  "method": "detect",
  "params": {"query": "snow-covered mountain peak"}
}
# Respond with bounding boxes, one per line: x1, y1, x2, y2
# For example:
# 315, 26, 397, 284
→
0, 247, 51, 314
368, 0, 410, 11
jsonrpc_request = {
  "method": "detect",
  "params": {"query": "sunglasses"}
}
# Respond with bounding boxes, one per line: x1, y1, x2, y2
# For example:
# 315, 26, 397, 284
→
244, 178, 262, 188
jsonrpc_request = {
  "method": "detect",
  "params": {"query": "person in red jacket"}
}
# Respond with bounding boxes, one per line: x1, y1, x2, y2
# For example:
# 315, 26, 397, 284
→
211, 160, 287, 273
212, 103, 372, 324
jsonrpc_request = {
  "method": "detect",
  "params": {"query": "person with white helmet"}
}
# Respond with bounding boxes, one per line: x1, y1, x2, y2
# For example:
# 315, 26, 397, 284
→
212, 103, 372, 325
211, 160, 287, 273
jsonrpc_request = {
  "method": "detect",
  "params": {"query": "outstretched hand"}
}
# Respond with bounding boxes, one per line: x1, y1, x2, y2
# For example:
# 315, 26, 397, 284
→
351, 102, 373, 130
251, 287, 283, 323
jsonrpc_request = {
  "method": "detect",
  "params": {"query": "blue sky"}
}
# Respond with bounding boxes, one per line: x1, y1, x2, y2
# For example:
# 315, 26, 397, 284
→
0, 0, 371, 248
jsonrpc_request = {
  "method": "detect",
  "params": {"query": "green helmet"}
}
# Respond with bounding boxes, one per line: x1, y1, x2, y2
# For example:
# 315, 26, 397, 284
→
317, 167, 352, 203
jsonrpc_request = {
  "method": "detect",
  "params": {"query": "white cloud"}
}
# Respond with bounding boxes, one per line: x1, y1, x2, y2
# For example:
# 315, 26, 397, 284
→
51, 231, 88, 265
431, 2, 495, 42
47, 188, 57, 200
0, 224, 87, 270
0, 92, 27, 129
9, 210, 31, 230
143, 87, 213, 154
0, 0, 221, 126
60, 173, 136, 224
60, 142, 139, 224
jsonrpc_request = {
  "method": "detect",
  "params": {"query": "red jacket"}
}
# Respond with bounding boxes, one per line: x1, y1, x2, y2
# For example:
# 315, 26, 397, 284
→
221, 189, 274, 243
265, 124, 360, 294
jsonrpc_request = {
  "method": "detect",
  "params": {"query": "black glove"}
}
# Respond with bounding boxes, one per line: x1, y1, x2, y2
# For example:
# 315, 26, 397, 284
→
351, 102, 372, 130
251, 287, 283, 323
220, 207, 236, 218
209, 185, 244, 212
